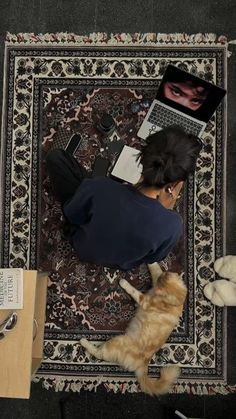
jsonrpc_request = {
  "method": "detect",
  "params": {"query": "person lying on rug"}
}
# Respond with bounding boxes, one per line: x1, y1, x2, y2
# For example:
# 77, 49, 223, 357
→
46, 125, 201, 271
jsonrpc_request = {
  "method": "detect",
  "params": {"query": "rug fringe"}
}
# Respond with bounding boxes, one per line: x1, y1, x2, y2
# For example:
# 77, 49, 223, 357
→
33, 375, 236, 395
5, 32, 228, 46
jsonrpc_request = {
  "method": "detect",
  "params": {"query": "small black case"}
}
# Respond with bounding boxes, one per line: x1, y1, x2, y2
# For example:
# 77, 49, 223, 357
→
92, 156, 110, 177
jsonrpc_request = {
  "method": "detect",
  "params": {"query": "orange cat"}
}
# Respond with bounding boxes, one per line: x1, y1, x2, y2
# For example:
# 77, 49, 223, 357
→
80, 262, 187, 395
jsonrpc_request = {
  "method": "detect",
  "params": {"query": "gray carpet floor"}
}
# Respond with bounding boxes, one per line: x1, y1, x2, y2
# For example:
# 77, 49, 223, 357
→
0, 1, 236, 418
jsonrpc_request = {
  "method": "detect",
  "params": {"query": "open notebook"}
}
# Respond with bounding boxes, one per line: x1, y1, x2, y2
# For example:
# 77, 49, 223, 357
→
110, 145, 142, 184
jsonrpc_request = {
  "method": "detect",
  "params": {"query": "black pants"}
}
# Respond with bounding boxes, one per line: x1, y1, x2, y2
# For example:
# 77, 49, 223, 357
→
45, 149, 89, 205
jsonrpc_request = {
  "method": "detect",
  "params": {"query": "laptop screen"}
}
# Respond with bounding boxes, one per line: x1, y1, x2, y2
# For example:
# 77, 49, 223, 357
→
156, 65, 226, 123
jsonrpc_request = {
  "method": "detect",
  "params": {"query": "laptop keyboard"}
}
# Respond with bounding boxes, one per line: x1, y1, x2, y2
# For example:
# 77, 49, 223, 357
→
147, 102, 203, 136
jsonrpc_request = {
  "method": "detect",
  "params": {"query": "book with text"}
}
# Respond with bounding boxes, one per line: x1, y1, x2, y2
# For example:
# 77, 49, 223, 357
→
0, 268, 23, 309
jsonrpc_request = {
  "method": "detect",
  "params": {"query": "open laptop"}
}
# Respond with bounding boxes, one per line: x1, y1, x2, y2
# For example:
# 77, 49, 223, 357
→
137, 64, 226, 140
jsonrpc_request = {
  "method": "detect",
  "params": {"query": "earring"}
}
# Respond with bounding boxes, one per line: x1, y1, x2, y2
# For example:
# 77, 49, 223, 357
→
167, 187, 174, 199
167, 187, 182, 200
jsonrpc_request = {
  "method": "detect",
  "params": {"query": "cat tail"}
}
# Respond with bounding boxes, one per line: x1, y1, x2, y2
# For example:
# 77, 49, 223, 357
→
136, 365, 180, 396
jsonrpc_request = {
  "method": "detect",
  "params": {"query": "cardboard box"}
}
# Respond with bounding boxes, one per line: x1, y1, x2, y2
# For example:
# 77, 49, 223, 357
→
0, 271, 48, 398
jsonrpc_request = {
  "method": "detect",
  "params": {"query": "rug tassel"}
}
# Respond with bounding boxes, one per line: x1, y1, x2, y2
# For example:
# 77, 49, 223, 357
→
33, 375, 236, 395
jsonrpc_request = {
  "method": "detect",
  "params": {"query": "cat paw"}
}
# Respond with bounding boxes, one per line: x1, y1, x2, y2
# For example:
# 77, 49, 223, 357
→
80, 338, 88, 347
148, 262, 163, 278
119, 278, 129, 289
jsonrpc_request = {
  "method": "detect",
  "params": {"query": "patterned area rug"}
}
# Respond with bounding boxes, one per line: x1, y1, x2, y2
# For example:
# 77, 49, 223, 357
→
0, 32, 233, 394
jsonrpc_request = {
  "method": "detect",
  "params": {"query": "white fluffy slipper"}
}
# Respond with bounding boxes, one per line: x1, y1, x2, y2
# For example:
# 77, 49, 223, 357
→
204, 280, 236, 306
214, 255, 236, 282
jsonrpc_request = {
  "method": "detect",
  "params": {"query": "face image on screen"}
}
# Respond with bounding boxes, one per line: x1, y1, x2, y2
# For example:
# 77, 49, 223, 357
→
162, 80, 208, 111
157, 65, 226, 123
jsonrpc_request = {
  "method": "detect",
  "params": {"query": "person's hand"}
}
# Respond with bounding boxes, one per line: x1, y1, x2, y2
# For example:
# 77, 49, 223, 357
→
158, 181, 183, 209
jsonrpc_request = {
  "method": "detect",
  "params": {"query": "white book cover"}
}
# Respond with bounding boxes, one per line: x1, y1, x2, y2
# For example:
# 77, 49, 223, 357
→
111, 145, 143, 184
0, 268, 24, 309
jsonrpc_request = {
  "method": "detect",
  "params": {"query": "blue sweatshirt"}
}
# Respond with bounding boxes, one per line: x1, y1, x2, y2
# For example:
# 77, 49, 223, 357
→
63, 177, 183, 270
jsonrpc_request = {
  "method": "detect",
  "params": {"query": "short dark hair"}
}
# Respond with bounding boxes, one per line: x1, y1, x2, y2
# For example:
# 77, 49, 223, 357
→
138, 125, 202, 189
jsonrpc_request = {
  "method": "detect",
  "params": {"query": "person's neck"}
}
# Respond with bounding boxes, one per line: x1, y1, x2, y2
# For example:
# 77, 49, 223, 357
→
136, 184, 173, 210
138, 186, 160, 200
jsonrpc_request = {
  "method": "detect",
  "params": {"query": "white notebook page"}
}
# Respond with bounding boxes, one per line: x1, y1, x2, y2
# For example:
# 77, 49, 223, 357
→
111, 145, 143, 184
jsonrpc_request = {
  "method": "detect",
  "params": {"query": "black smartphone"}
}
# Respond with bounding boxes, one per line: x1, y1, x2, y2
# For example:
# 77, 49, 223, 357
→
92, 156, 110, 177
65, 134, 82, 155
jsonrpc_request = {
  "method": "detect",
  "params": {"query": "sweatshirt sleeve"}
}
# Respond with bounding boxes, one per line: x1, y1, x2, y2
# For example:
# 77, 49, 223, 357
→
143, 215, 183, 264
63, 179, 94, 225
